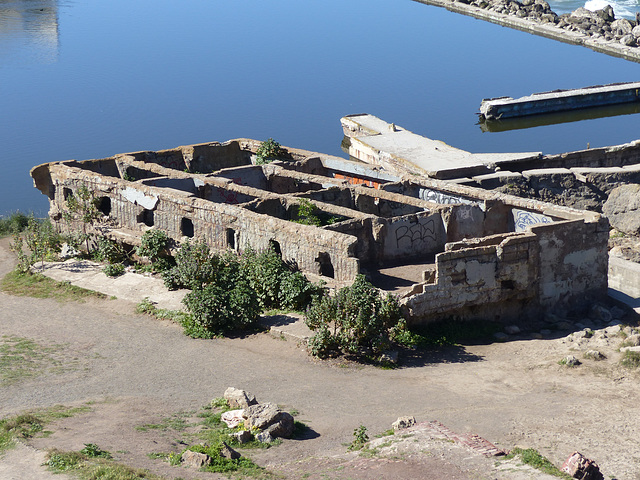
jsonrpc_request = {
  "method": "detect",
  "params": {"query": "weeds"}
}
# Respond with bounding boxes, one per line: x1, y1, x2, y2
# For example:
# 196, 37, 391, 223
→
0, 212, 30, 237
348, 425, 369, 451
503, 447, 571, 479
0, 335, 70, 385
0, 270, 106, 302
620, 350, 640, 368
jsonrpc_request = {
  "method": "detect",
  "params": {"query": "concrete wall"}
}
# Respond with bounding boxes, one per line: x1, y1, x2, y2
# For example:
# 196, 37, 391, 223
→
402, 232, 540, 322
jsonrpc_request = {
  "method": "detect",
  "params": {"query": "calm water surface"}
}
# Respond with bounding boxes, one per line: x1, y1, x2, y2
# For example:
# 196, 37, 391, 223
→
1, 0, 640, 216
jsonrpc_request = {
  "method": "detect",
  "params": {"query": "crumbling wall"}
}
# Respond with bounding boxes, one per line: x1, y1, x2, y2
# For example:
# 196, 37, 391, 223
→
402, 232, 540, 323
531, 218, 609, 307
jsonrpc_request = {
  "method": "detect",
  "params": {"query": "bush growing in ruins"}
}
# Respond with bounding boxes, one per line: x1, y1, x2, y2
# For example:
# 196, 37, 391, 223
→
255, 138, 287, 165
162, 239, 218, 290
305, 275, 406, 360
136, 229, 173, 272
181, 258, 260, 338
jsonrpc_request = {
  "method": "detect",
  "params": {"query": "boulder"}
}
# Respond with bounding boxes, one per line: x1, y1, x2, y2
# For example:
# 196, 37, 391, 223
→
584, 350, 606, 360
243, 403, 295, 439
219, 442, 241, 459
611, 18, 633, 35
392, 416, 416, 430
595, 5, 614, 22
505, 325, 521, 335
561, 451, 604, 480
231, 430, 253, 444
224, 387, 258, 409
181, 450, 211, 468
632, 25, 640, 37
561, 355, 581, 366
602, 183, 640, 235
255, 430, 274, 443
620, 33, 636, 46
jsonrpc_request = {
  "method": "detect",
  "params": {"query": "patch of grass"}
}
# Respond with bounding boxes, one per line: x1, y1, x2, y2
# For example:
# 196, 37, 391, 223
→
0, 335, 72, 385
504, 448, 572, 479
135, 413, 190, 432
0, 404, 92, 454
0, 270, 106, 302
374, 429, 395, 438
45, 449, 166, 479
180, 442, 266, 475
135, 298, 190, 324
620, 350, 640, 368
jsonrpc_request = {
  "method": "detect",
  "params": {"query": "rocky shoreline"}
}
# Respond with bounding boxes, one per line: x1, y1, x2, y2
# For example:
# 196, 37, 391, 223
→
415, 0, 640, 62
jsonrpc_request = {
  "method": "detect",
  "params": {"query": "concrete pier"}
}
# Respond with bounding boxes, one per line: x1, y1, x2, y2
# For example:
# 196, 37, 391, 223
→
341, 114, 541, 179
479, 82, 640, 120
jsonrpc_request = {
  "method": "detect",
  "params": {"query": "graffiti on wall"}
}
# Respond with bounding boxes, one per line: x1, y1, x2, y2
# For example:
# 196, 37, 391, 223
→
513, 209, 552, 232
418, 188, 476, 206
395, 218, 437, 249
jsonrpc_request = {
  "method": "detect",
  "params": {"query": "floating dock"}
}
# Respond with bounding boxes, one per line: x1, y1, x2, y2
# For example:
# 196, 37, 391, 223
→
479, 82, 640, 121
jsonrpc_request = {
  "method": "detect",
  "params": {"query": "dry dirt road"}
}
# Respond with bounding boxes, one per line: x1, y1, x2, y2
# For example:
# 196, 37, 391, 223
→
1, 236, 639, 479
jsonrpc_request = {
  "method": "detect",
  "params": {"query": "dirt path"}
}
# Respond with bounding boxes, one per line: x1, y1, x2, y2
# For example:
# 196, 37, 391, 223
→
1, 236, 639, 479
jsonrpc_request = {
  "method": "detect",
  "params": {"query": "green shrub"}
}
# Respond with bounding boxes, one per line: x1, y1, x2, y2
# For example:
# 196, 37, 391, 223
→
255, 138, 287, 165
348, 425, 369, 451
278, 271, 324, 311
63, 185, 101, 253
0, 212, 30, 237
305, 275, 405, 359
181, 257, 260, 337
11, 217, 61, 273
162, 239, 217, 290
102, 263, 125, 277
136, 229, 173, 271
94, 237, 127, 264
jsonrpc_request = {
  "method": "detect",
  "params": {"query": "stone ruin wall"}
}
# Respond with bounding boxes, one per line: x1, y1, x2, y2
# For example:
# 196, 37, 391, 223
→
31, 138, 610, 325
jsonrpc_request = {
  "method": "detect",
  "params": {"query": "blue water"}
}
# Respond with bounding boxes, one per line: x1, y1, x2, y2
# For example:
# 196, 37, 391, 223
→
1, 0, 640, 217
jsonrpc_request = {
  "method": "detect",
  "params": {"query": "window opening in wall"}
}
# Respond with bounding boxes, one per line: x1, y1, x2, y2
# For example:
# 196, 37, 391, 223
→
63, 187, 72, 200
226, 228, 236, 249
181, 217, 194, 238
138, 209, 154, 227
97, 197, 111, 216
269, 239, 281, 256
316, 252, 334, 278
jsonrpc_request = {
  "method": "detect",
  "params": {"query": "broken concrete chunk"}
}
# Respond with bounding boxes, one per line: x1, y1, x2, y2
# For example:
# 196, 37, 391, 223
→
181, 450, 211, 468
231, 430, 253, 444
561, 355, 581, 367
224, 387, 258, 409
561, 451, 604, 480
392, 416, 416, 430
221, 409, 245, 428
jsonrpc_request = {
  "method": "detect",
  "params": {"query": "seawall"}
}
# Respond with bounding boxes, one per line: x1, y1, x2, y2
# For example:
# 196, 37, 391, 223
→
413, 0, 640, 63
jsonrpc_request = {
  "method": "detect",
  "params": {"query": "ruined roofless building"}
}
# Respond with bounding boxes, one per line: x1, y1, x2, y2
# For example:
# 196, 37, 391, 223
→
30, 125, 608, 324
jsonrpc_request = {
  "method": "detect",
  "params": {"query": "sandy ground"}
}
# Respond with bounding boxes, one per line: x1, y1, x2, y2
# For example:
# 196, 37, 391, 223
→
1, 236, 640, 479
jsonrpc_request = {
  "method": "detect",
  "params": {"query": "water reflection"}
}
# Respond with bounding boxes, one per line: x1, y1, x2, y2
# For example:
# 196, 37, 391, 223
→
478, 101, 640, 132
0, 0, 59, 64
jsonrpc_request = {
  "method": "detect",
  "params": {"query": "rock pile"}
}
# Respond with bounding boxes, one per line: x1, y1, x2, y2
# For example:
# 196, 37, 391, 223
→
221, 387, 295, 443
454, 0, 640, 47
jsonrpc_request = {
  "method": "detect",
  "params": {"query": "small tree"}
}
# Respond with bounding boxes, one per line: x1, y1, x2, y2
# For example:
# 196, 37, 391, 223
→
10, 216, 61, 273
63, 185, 101, 253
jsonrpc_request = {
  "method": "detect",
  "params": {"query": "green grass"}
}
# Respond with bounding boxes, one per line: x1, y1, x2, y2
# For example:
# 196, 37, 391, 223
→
0, 270, 107, 302
0, 335, 73, 385
135, 298, 190, 323
0, 405, 92, 455
504, 448, 572, 478
45, 450, 167, 479
620, 350, 640, 368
